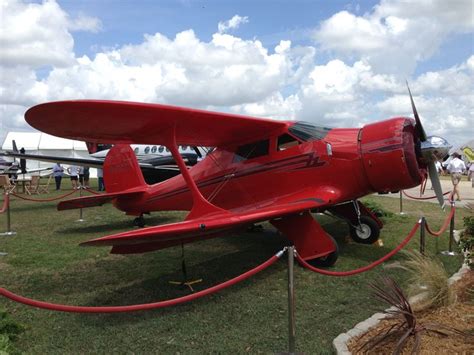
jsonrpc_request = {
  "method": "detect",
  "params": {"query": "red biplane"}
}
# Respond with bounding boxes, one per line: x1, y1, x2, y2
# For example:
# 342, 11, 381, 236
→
24, 88, 450, 266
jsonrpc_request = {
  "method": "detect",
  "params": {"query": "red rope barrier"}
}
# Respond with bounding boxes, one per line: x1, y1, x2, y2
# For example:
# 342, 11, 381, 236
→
0, 194, 9, 214
11, 189, 78, 202
402, 190, 451, 200
84, 188, 103, 195
296, 222, 420, 277
424, 206, 456, 237
0, 250, 283, 313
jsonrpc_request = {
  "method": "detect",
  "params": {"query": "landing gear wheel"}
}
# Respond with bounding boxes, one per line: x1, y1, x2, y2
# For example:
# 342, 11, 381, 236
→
133, 216, 145, 228
304, 235, 339, 268
349, 216, 380, 244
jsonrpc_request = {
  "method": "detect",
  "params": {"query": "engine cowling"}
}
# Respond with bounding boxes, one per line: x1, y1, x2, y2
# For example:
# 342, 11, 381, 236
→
359, 117, 423, 193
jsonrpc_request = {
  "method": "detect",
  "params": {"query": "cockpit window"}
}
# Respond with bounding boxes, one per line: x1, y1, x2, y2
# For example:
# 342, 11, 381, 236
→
278, 133, 300, 151
234, 139, 269, 162
288, 121, 331, 142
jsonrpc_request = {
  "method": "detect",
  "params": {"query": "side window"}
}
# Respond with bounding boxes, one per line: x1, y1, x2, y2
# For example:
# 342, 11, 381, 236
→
158, 146, 164, 153
278, 133, 300, 151
134, 147, 139, 154
144, 146, 150, 154
234, 139, 269, 162
151, 146, 157, 153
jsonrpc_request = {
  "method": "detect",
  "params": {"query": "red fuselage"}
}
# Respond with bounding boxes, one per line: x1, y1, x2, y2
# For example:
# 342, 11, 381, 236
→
113, 117, 423, 215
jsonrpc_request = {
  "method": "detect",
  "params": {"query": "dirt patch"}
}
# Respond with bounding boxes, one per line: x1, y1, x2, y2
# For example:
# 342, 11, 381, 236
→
348, 270, 474, 354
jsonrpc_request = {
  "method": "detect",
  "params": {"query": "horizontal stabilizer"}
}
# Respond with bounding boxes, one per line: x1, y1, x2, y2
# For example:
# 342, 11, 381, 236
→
58, 188, 146, 210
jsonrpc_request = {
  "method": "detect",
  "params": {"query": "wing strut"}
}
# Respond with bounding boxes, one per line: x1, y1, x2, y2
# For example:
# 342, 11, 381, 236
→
167, 127, 228, 220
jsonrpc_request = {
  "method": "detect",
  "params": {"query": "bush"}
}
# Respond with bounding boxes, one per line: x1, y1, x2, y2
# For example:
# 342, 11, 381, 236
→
364, 200, 394, 218
400, 251, 453, 310
459, 216, 474, 269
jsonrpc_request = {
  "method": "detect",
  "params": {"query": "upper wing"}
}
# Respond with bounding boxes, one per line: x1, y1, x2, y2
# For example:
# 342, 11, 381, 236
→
26, 101, 288, 147
80, 188, 337, 253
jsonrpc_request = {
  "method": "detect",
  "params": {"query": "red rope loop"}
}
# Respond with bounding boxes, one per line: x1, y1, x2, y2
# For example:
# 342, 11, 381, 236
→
424, 205, 456, 237
0, 194, 9, 214
11, 189, 78, 202
402, 190, 451, 200
84, 187, 103, 195
296, 222, 420, 277
0, 250, 283, 313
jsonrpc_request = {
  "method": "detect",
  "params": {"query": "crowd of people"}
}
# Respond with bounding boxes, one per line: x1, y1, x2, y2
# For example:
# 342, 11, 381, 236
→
51, 164, 104, 191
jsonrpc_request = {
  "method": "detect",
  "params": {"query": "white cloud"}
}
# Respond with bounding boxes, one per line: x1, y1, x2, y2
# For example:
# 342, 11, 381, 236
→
231, 93, 301, 120
218, 15, 249, 34
0, 0, 472, 148
68, 13, 103, 33
314, 0, 474, 74
0, 0, 75, 67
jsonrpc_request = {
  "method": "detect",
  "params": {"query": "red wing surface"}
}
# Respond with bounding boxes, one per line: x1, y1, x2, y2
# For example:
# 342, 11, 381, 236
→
25, 101, 287, 147
80, 191, 336, 254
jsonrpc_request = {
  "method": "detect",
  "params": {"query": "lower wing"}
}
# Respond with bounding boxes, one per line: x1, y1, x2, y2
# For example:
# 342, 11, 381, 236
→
80, 190, 337, 254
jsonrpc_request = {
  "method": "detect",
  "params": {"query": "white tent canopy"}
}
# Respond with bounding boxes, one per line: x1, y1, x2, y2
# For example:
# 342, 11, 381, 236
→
1, 132, 95, 176
2, 132, 87, 152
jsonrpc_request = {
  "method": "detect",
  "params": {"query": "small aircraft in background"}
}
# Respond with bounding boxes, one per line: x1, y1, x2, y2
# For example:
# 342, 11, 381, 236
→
2, 140, 205, 184
0, 157, 19, 176
24, 87, 451, 267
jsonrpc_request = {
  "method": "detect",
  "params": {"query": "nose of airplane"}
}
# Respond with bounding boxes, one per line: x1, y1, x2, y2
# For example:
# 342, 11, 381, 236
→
420, 136, 452, 163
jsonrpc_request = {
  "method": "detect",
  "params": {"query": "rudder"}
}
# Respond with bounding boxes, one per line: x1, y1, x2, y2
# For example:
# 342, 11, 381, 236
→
104, 144, 147, 193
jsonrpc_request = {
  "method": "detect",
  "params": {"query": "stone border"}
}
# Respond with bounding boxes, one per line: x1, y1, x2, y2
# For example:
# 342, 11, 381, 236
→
332, 263, 471, 354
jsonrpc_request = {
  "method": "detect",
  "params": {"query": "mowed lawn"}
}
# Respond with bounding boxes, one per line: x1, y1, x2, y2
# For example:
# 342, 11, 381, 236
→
0, 180, 470, 353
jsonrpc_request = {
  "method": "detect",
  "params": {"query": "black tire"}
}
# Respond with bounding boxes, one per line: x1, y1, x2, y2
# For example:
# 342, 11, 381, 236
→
304, 235, 339, 268
133, 216, 145, 228
349, 216, 380, 244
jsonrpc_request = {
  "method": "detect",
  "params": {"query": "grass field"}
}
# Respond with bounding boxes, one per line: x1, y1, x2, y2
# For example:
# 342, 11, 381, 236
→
0, 179, 470, 353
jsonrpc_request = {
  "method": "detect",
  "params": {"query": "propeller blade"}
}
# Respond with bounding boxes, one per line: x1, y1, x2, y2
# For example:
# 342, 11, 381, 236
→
406, 82, 427, 142
428, 162, 445, 209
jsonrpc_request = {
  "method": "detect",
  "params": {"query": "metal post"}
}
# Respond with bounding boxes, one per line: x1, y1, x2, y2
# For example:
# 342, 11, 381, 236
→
287, 246, 296, 354
441, 201, 457, 256
0, 193, 16, 237
77, 187, 84, 222
419, 217, 426, 255
399, 191, 405, 215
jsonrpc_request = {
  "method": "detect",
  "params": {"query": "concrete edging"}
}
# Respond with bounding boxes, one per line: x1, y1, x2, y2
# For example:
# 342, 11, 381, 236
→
332, 263, 471, 354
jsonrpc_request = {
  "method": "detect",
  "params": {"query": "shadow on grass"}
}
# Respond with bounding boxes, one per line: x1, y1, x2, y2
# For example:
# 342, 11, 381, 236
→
15, 230, 288, 321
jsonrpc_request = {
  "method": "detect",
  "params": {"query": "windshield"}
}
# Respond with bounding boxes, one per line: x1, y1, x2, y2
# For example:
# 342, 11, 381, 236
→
288, 121, 332, 142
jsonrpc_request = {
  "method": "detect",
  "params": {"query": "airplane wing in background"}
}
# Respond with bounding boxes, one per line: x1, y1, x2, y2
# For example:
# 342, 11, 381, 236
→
0, 151, 199, 184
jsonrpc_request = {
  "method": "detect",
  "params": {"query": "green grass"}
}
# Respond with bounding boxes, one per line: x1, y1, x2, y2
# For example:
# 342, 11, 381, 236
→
0, 181, 470, 353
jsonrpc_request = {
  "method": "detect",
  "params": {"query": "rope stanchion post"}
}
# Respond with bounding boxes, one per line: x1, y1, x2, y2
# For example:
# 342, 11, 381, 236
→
419, 217, 426, 255
0, 193, 16, 237
399, 191, 405, 215
77, 188, 84, 223
441, 201, 457, 256
287, 246, 296, 354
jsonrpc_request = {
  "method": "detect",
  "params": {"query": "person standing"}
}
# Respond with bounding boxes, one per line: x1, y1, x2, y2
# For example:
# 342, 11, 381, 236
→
52, 163, 64, 190
97, 168, 105, 191
82, 166, 90, 188
67, 165, 80, 189
19, 147, 27, 175
447, 153, 466, 201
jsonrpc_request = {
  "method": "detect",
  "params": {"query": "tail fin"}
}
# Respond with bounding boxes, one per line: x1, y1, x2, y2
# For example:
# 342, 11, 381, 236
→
104, 144, 147, 193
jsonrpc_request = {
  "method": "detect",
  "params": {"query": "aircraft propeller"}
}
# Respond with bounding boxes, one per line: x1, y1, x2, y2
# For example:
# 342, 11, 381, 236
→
407, 82, 449, 209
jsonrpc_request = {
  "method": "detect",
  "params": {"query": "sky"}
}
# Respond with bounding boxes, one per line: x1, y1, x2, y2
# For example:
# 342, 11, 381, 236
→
1, 0, 473, 147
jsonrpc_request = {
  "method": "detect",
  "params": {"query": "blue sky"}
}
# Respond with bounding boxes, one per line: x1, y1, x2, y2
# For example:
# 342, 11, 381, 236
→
60, 0, 469, 73
1, 0, 473, 145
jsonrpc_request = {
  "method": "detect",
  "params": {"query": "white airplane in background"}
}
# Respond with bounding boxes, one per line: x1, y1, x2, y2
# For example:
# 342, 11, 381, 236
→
2, 141, 207, 184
